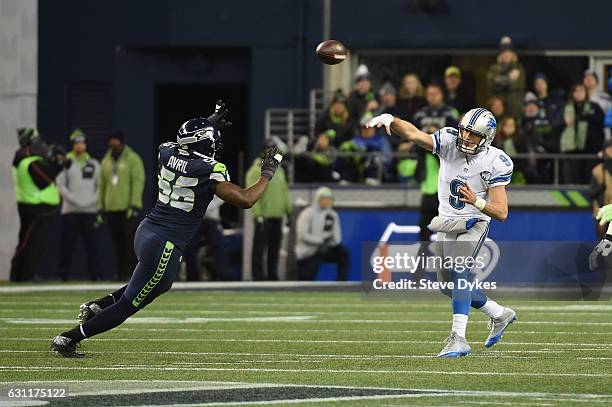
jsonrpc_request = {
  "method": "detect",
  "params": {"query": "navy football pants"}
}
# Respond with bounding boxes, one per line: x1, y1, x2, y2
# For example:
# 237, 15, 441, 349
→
125, 224, 183, 308
80, 224, 182, 339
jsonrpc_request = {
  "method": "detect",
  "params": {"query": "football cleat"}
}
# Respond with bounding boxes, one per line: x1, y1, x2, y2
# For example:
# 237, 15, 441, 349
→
437, 331, 471, 358
484, 307, 517, 348
50, 335, 84, 358
78, 302, 102, 324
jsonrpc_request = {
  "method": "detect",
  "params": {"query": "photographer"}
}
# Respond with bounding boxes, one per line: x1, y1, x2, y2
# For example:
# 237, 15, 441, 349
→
10, 128, 67, 281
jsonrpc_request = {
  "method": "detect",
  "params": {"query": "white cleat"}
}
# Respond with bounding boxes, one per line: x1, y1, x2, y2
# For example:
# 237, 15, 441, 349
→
485, 307, 517, 348
437, 331, 471, 358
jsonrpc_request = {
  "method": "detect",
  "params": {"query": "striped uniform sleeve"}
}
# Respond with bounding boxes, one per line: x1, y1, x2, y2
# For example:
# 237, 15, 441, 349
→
489, 153, 513, 187
430, 127, 458, 158
210, 162, 230, 183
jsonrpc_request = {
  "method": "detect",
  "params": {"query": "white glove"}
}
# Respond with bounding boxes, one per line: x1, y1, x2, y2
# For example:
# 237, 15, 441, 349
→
366, 113, 394, 135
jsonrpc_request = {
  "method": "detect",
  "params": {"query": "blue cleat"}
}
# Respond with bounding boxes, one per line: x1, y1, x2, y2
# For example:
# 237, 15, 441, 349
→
437, 332, 471, 358
484, 307, 517, 348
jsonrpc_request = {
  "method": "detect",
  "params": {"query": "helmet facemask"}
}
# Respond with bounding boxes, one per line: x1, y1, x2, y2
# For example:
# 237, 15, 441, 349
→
456, 127, 486, 155
177, 118, 223, 160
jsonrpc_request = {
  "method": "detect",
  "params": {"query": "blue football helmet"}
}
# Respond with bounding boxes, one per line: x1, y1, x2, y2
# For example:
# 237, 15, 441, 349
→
176, 117, 222, 159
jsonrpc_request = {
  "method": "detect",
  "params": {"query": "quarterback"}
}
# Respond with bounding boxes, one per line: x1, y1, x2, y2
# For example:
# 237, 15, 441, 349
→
51, 101, 283, 357
367, 108, 517, 357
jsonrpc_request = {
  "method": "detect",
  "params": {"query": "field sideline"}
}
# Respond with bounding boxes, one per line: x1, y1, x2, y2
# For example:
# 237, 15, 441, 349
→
0, 287, 611, 406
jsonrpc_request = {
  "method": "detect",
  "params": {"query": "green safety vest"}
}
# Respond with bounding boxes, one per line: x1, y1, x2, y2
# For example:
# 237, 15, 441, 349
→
420, 153, 440, 195
12, 156, 60, 205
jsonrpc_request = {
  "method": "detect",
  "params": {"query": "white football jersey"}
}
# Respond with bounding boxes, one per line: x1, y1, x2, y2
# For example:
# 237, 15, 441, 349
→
431, 127, 513, 222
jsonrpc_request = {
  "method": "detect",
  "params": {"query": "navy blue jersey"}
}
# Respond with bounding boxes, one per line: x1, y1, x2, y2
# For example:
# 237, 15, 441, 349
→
143, 142, 229, 249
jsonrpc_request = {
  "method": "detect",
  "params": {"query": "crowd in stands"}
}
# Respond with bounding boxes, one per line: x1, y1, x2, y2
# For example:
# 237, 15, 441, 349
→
298, 37, 612, 186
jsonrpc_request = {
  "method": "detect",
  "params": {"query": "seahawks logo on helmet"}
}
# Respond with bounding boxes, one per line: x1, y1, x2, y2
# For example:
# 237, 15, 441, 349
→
177, 117, 223, 159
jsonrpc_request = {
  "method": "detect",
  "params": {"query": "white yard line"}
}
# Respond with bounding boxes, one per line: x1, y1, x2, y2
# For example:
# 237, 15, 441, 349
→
0, 366, 610, 378
0, 349, 600, 357
3, 337, 611, 347
4, 326, 610, 337
2, 317, 612, 326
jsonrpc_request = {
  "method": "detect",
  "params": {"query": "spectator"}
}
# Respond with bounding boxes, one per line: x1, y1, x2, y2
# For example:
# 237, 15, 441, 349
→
183, 196, 231, 281
606, 77, 612, 130
486, 37, 526, 119
583, 69, 612, 115
590, 139, 612, 238
10, 128, 65, 281
396, 73, 426, 121
395, 141, 418, 185
346, 64, 378, 119
487, 96, 508, 123
246, 148, 292, 280
560, 84, 605, 184
520, 94, 555, 183
443, 66, 475, 115
521, 92, 559, 154
496, 117, 534, 184
294, 130, 339, 183
413, 84, 459, 134
337, 113, 392, 185
314, 92, 355, 147
98, 130, 145, 280
57, 130, 101, 281
296, 187, 348, 281
377, 81, 401, 116
584, 69, 612, 141
533, 72, 565, 134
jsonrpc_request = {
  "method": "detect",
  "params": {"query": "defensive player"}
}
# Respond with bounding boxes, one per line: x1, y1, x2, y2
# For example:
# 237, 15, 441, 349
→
51, 101, 284, 357
367, 108, 517, 357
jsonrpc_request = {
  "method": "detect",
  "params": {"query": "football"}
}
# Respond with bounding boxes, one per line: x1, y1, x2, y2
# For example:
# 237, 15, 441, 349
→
315, 39, 348, 65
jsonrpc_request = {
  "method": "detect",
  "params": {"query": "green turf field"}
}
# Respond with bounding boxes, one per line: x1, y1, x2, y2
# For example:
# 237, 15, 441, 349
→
0, 288, 611, 406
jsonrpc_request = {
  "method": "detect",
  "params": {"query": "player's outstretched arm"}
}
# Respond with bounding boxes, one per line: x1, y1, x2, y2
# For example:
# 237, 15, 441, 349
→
214, 147, 283, 209
366, 114, 433, 152
459, 184, 508, 221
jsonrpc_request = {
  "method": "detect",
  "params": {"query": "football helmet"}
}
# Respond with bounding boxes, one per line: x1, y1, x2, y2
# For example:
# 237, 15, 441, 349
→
456, 108, 497, 154
176, 100, 231, 160
176, 117, 222, 159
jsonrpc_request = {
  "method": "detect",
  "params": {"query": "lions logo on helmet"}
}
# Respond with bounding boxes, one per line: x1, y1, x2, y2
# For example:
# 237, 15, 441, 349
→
176, 117, 223, 159
456, 108, 497, 154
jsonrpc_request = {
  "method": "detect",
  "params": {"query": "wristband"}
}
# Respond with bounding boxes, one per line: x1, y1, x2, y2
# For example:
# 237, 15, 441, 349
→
474, 196, 486, 211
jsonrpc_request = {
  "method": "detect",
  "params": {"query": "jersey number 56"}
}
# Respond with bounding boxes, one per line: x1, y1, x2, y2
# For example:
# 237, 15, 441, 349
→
158, 166, 197, 212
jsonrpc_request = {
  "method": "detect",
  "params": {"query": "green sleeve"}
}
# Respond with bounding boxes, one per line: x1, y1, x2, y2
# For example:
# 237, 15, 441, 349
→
245, 165, 260, 188
130, 153, 145, 209
281, 170, 292, 215
245, 165, 262, 217
97, 158, 107, 211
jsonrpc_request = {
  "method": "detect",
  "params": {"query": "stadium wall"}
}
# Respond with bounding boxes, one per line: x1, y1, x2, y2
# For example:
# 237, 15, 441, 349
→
0, 0, 37, 280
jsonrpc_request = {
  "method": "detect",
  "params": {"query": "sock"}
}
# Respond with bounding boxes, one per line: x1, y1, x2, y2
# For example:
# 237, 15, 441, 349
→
80, 295, 139, 339
470, 288, 488, 309
452, 313, 468, 338
479, 299, 504, 319
61, 324, 86, 342
95, 285, 128, 309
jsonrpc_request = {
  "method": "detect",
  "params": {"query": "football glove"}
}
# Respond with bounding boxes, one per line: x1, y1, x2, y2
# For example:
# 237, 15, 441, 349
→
589, 237, 612, 271
260, 147, 283, 180
207, 100, 232, 130
126, 206, 141, 219
94, 212, 104, 228
366, 113, 394, 135
596, 204, 612, 225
